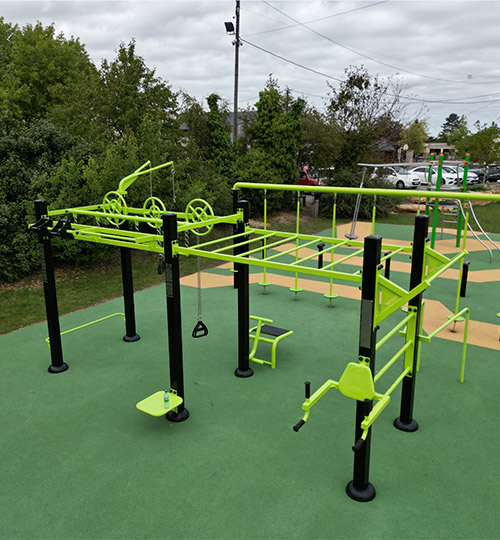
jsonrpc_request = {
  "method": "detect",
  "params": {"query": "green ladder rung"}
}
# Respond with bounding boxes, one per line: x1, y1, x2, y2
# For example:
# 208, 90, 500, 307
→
136, 391, 183, 417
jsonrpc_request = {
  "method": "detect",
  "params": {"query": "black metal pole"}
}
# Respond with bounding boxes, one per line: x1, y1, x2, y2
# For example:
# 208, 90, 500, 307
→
120, 223, 140, 342
460, 260, 470, 297
232, 189, 240, 289
162, 213, 189, 422
234, 200, 253, 378
394, 214, 429, 432
346, 234, 381, 502
384, 251, 392, 279
317, 242, 325, 269
34, 200, 68, 374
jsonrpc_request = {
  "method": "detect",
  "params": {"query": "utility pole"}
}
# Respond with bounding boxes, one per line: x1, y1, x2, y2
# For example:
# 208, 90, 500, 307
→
233, 0, 241, 143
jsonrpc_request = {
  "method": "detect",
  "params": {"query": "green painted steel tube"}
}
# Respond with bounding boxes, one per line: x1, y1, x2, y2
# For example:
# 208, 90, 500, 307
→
232, 182, 500, 202
376, 312, 415, 351
430, 155, 444, 249
374, 341, 413, 383
176, 245, 363, 283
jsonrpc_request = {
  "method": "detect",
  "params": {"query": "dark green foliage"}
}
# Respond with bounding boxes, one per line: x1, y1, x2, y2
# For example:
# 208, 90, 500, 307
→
318, 168, 398, 220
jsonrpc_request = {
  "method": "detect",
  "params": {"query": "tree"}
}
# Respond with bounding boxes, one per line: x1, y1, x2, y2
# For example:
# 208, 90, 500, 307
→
326, 66, 405, 168
401, 119, 429, 154
248, 78, 305, 183
1, 22, 94, 122
299, 105, 343, 170
437, 113, 467, 141
97, 40, 178, 139
454, 122, 500, 166
206, 93, 234, 176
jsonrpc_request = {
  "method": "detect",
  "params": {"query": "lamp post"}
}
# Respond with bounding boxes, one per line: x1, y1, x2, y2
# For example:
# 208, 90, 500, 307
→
224, 0, 241, 143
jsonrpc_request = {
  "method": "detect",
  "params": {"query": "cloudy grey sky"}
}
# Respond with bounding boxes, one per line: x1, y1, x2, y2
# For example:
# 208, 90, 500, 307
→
2, 0, 500, 136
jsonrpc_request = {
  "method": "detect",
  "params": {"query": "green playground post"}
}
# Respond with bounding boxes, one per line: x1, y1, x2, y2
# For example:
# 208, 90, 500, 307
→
456, 153, 470, 247
258, 190, 271, 290
324, 196, 338, 305
430, 155, 444, 249
424, 153, 435, 215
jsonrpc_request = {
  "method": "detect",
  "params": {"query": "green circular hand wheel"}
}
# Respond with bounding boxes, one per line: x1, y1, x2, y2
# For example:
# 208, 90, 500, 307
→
102, 191, 128, 226
143, 196, 166, 228
185, 198, 215, 236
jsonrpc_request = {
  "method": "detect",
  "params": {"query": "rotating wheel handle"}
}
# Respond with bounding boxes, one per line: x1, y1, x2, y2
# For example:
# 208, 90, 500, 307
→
185, 198, 214, 236
102, 191, 128, 226
143, 196, 167, 228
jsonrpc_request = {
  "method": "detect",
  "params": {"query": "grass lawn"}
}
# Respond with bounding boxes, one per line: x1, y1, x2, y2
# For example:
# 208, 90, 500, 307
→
2, 199, 499, 335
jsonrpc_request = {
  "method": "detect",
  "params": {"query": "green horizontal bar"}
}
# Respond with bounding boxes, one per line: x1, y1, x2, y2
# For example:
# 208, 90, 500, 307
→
426, 250, 466, 283
233, 183, 500, 202
323, 248, 364, 269
176, 245, 362, 283
194, 230, 250, 250
376, 312, 415, 350
177, 213, 239, 232
374, 341, 413, 383
384, 367, 411, 396
380, 247, 405, 262
425, 307, 470, 340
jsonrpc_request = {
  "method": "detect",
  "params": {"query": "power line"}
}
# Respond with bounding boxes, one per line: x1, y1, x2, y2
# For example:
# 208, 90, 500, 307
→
241, 37, 500, 106
261, 0, 500, 86
245, 1, 388, 37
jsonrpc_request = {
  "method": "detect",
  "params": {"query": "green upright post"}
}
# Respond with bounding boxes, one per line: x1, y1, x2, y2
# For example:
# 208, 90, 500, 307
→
456, 153, 470, 247
424, 153, 435, 215
430, 154, 444, 249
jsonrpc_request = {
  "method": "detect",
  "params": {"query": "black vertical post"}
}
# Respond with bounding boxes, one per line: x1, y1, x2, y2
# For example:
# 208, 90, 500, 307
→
234, 200, 253, 378
35, 200, 68, 374
384, 251, 392, 279
346, 234, 381, 502
232, 189, 240, 289
460, 260, 470, 297
120, 223, 140, 342
162, 213, 189, 422
317, 242, 325, 269
394, 214, 429, 432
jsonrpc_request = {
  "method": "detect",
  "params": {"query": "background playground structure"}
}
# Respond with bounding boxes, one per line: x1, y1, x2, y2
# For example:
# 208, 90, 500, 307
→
2, 159, 500, 534
25, 161, 500, 503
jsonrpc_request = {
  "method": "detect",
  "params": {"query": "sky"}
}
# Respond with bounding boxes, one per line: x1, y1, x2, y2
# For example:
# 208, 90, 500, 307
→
1, 0, 500, 137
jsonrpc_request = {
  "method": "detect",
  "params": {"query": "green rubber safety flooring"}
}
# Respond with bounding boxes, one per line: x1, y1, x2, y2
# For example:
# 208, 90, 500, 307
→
1, 229, 500, 539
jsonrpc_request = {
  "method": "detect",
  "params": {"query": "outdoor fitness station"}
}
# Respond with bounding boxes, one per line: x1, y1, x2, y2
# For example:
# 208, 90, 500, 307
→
29, 160, 500, 501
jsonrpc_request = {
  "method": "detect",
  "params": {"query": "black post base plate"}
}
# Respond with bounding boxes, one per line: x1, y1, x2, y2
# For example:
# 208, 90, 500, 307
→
123, 334, 140, 343
48, 363, 69, 374
166, 408, 190, 423
234, 367, 254, 378
393, 417, 419, 432
346, 480, 376, 502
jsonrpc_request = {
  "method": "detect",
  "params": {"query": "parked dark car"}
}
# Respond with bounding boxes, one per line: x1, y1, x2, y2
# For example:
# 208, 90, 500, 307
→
486, 166, 500, 182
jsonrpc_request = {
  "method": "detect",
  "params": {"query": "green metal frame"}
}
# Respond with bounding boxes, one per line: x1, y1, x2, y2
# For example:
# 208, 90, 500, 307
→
248, 315, 293, 369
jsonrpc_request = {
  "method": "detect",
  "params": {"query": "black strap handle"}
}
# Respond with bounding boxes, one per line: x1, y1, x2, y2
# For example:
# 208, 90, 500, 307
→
192, 320, 208, 338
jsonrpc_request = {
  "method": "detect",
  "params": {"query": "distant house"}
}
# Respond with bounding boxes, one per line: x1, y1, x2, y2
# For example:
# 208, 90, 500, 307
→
423, 141, 456, 160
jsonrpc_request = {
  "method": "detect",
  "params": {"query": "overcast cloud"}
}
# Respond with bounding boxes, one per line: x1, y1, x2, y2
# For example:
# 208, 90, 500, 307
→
1, 0, 499, 136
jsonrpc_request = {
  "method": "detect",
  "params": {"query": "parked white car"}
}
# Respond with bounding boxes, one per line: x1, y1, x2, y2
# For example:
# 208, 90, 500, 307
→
408, 166, 458, 187
371, 166, 421, 189
442, 165, 480, 185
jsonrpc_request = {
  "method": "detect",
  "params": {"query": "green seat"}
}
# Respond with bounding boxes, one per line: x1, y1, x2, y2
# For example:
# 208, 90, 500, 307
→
337, 363, 375, 401
249, 315, 293, 369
